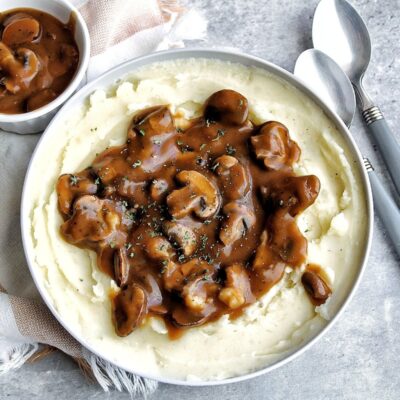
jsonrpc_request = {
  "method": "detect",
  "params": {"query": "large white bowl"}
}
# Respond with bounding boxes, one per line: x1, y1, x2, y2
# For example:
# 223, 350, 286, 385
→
0, 0, 90, 134
21, 49, 373, 386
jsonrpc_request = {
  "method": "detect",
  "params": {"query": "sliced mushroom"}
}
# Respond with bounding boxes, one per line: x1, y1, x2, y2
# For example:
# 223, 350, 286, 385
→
0, 43, 40, 93
171, 304, 211, 327
219, 264, 255, 309
252, 209, 307, 270
2, 14, 41, 46
204, 89, 249, 125
219, 201, 256, 246
127, 106, 180, 171
161, 260, 183, 291
93, 155, 130, 186
268, 209, 307, 266
113, 248, 130, 287
251, 121, 300, 170
302, 269, 331, 305
60, 195, 121, 245
149, 178, 169, 201
112, 284, 147, 337
162, 220, 197, 256
260, 175, 320, 216
167, 170, 220, 219
56, 171, 98, 217
145, 236, 174, 261
128, 106, 174, 140
213, 155, 249, 200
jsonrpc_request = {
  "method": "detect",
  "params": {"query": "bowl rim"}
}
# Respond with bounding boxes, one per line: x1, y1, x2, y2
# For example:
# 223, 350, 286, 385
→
0, 0, 90, 122
20, 48, 373, 387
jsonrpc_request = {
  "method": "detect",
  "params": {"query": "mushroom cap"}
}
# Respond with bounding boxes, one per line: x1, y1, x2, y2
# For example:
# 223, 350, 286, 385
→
251, 121, 300, 170
204, 89, 249, 125
213, 155, 250, 200
219, 201, 256, 246
167, 170, 220, 219
112, 284, 147, 337
2, 14, 41, 46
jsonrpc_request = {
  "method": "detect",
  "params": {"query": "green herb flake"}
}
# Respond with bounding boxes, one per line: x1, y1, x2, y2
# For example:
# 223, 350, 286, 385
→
226, 145, 236, 155
212, 129, 225, 141
129, 252, 135, 258
210, 162, 220, 172
199, 143, 206, 151
138, 129, 146, 137
132, 160, 142, 168
70, 175, 78, 186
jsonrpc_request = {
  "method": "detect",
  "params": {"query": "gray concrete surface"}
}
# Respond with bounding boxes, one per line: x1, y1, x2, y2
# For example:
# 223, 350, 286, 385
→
1, 0, 400, 398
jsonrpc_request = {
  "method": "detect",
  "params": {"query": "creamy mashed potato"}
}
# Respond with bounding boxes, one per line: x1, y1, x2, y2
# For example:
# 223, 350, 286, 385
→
26, 58, 368, 381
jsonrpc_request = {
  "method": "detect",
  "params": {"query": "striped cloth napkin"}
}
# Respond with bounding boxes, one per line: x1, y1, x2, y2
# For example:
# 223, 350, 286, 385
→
0, 0, 206, 395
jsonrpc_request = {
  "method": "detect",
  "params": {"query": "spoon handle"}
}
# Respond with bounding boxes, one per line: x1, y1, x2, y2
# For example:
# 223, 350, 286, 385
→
364, 158, 400, 258
363, 106, 400, 196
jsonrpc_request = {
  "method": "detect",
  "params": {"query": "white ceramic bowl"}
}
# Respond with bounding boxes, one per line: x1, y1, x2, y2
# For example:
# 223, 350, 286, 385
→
21, 49, 373, 386
0, 0, 90, 134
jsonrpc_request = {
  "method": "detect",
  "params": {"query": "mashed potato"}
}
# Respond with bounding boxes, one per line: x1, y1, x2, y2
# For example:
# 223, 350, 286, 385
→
26, 58, 368, 381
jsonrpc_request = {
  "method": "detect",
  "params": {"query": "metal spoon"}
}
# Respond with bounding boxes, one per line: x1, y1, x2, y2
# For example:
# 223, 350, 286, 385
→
294, 49, 400, 257
312, 0, 400, 196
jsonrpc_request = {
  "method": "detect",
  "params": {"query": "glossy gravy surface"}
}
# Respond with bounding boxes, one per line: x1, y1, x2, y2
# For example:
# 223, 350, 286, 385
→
56, 89, 326, 338
0, 8, 79, 114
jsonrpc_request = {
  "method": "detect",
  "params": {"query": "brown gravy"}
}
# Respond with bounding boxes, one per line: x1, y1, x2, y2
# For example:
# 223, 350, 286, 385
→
56, 89, 323, 338
0, 8, 79, 114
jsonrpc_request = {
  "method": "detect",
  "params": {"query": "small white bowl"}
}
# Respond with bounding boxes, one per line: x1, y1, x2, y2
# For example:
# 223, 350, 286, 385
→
0, 0, 90, 134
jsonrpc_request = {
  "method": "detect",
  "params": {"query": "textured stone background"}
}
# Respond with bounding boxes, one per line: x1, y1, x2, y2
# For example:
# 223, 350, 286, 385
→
1, 0, 399, 398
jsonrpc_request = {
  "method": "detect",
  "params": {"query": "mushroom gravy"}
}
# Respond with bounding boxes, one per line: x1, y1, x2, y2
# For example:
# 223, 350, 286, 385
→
56, 89, 327, 338
0, 8, 78, 114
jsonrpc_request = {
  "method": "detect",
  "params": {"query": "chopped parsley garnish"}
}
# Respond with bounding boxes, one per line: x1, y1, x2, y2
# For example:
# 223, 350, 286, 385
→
138, 129, 146, 136
70, 175, 78, 186
94, 177, 100, 185
205, 118, 215, 127
212, 129, 225, 141
210, 162, 220, 172
226, 144, 236, 155
199, 143, 206, 151
153, 139, 161, 145
132, 160, 142, 168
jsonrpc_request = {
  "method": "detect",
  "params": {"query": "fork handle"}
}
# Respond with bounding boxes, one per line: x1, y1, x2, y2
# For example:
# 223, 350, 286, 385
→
365, 160, 400, 258
363, 106, 400, 196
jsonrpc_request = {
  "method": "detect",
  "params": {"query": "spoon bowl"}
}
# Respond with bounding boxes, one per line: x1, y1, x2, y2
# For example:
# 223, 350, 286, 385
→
294, 49, 356, 127
312, 0, 371, 84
